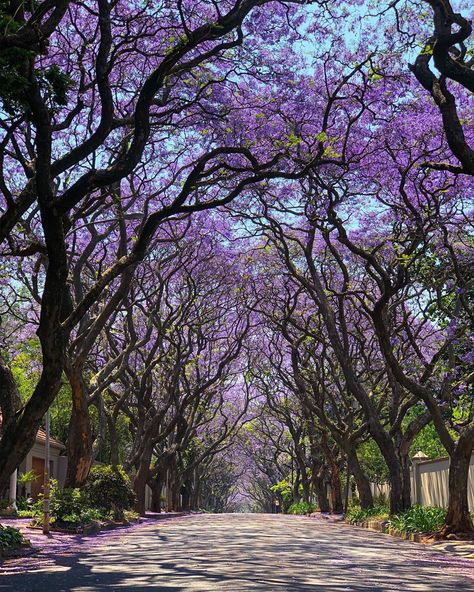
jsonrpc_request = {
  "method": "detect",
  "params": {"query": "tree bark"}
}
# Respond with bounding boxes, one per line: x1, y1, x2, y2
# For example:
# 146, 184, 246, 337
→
312, 470, 330, 512
444, 434, 474, 534
64, 368, 92, 487
149, 475, 163, 513
347, 449, 373, 509
329, 463, 344, 513
133, 443, 154, 516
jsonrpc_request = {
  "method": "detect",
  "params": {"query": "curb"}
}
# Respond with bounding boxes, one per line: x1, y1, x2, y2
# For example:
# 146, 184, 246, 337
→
348, 518, 425, 543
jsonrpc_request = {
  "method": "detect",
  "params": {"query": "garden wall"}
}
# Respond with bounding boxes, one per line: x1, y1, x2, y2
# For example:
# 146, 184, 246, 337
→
369, 453, 474, 510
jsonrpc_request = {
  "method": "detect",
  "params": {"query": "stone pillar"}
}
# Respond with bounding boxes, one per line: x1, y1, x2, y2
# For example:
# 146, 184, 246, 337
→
9, 470, 18, 509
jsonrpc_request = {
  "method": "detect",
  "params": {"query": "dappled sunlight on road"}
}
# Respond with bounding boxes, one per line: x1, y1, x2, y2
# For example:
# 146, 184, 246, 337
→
1, 514, 473, 591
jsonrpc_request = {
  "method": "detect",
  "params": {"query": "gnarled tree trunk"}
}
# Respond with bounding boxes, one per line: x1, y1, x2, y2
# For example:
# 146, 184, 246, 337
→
65, 367, 92, 488
444, 435, 474, 534
347, 449, 373, 509
133, 442, 154, 516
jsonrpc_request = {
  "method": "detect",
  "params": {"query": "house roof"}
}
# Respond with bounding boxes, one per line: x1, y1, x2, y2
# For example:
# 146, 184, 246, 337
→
0, 413, 66, 451
35, 428, 66, 451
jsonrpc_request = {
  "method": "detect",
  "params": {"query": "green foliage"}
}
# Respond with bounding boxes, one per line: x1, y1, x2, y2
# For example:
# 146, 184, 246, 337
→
410, 422, 447, 459
17, 509, 37, 518
82, 465, 136, 519
373, 492, 389, 507
287, 501, 316, 515
345, 502, 389, 524
0, 48, 73, 114
0, 44, 33, 114
17, 470, 38, 487
0, 499, 16, 516
0, 525, 25, 550
270, 479, 294, 504
388, 505, 446, 534
123, 509, 140, 522
35, 481, 110, 525
49, 483, 83, 523
42, 65, 73, 106
15, 496, 35, 511
357, 440, 389, 484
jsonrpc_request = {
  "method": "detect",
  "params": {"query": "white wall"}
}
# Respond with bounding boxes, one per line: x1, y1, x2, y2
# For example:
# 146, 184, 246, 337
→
368, 454, 474, 510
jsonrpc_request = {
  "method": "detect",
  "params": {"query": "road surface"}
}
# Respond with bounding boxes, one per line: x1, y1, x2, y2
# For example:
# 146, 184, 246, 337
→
1, 513, 473, 591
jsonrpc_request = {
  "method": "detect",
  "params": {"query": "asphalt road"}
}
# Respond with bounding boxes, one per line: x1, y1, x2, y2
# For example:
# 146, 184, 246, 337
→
1, 513, 473, 591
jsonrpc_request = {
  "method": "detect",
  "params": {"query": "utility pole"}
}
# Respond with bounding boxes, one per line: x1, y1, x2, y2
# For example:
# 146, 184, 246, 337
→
43, 409, 50, 534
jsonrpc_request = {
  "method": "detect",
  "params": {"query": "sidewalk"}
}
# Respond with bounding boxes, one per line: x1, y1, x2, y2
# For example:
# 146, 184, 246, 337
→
0, 512, 189, 574
307, 512, 474, 560
430, 540, 474, 559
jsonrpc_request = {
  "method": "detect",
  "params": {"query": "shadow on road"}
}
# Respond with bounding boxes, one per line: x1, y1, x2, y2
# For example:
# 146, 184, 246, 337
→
1, 514, 473, 591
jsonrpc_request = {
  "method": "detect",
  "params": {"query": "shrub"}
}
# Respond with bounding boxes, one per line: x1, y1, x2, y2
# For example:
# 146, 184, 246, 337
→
345, 504, 389, 524
16, 496, 34, 511
287, 501, 317, 515
123, 509, 140, 522
80, 507, 109, 523
17, 470, 38, 489
373, 492, 388, 507
36, 481, 91, 525
388, 505, 446, 534
0, 499, 16, 516
82, 465, 135, 519
0, 525, 26, 550
48, 482, 83, 523
17, 509, 38, 519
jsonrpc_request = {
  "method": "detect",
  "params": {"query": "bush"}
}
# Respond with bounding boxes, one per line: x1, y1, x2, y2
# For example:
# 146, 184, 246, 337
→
16, 496, 34, 511
373, 492, 388, 507
82, 465, 135, 519
388, 505, 446, 534
123, 509, 140, 522
49, 483, 83, 523
17, 509, 38, 519
0, 525, 26, 550
287, 501, 317, 515
35, 481, 103, 526
345, 504, 389, 524
0, 499, 16, 516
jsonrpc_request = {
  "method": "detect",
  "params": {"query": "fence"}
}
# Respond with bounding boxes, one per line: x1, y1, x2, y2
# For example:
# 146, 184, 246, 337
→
369, 453, 474, 510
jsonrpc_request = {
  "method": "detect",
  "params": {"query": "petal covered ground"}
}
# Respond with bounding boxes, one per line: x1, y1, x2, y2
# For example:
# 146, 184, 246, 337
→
0, 513, 473, 591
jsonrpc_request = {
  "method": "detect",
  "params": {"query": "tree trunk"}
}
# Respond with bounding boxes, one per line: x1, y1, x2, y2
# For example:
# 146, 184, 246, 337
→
106, 414, 119, 466
329, 463, 344, 513
181, 482, 190, 511
444, 435, 474, 534
165, 455, 183, 512
172, 479, 182, 511
65, 368, 92, 488
312, 472, 330, 512
149, 475, 163, 513
292, 469, 301, 503
0, 359, 22, 497
347, 449, 373, 509
133, 443, 153, 516
399, 447, 412, 511
0, 352, 65, 492
190, 470, 201, 510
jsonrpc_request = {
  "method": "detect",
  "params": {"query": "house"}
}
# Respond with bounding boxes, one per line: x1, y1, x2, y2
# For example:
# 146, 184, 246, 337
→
16, 428, 67, 499
0, 414, 67, 503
